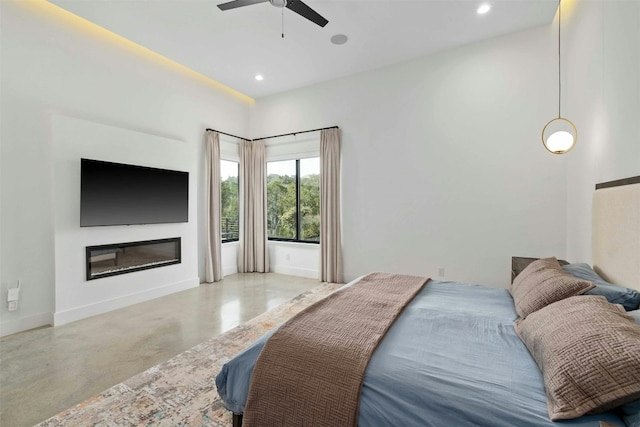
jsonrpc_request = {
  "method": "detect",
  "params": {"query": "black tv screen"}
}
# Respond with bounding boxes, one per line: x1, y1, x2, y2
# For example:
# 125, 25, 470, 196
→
81, 159, 188, 226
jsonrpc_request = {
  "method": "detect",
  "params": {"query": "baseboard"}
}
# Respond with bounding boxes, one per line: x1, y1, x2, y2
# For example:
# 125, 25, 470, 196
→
53, 277, 199, 326
0, 311, 54, 337
270, 265, 319, 280
222, 264, 238, 276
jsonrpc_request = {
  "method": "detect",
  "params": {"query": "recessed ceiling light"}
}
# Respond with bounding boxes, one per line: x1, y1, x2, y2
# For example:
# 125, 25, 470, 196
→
255, 74, 264, 81
330, 34, 348, 45
477, 3, 491, 15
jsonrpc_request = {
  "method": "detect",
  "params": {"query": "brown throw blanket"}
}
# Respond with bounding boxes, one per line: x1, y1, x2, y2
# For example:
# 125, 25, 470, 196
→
242, 272, 429, 427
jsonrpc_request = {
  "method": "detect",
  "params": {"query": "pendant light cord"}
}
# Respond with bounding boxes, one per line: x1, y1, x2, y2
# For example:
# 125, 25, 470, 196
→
282, 6, 285, 38
558, 0, 562, 118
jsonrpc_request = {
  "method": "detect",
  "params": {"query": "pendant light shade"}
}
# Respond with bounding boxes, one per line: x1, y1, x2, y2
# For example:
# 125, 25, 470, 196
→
542, 117, 577, 154
542, 0, 577, 154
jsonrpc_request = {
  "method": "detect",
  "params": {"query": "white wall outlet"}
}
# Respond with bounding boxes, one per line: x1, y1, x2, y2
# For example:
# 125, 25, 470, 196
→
8, 300, 17, 311
8, 287, 20, 302
438, 267, 445, 277
285, 253, 290, 261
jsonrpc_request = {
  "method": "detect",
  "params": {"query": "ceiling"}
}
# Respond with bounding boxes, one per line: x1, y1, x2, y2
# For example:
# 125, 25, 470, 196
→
48, 0, 558, 99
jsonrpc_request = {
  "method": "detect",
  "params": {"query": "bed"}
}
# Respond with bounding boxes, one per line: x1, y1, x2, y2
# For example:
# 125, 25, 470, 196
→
216, 176, 640, 427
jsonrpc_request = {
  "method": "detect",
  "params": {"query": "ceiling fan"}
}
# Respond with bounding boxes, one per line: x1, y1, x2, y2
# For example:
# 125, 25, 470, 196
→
217, 0, 329, 28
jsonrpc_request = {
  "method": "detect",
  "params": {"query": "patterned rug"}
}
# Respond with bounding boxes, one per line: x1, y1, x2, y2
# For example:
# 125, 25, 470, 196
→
37, 282, 342, 427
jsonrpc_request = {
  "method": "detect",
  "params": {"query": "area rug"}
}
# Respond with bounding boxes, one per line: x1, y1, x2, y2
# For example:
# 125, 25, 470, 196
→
37, 282, 342, 427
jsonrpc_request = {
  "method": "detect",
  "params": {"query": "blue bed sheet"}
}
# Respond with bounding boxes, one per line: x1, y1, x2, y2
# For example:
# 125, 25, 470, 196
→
216, 279, 625, 426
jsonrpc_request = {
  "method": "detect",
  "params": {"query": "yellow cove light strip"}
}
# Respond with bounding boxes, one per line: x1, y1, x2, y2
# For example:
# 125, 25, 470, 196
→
24, 0, 254, 104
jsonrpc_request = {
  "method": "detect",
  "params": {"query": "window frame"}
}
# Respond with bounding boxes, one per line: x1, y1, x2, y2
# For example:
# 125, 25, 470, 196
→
220, 159, 240, 244
267, 157, 320, 245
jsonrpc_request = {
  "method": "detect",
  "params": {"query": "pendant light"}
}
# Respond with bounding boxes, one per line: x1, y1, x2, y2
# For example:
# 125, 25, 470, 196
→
542, 0, 577, 154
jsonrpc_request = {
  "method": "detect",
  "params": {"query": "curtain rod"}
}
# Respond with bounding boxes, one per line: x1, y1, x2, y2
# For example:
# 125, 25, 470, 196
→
255, 125, 339, 141
205, 128, 248, 141
206, 125, 338, 142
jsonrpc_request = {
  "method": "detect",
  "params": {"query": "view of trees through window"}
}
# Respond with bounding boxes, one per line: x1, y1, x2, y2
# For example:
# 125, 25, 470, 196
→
220, 160, 239, 242
267, 158, 320, 242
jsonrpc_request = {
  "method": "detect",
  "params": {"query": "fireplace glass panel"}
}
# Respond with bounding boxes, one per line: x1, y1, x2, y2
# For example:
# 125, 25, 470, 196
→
86, 238, 181, 280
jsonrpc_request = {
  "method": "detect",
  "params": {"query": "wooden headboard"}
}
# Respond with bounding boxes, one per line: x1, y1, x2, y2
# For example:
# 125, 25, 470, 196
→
592, 176, 640, 291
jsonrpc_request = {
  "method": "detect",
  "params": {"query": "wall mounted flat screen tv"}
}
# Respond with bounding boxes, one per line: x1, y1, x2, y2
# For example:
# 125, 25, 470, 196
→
81, 158, 189, 227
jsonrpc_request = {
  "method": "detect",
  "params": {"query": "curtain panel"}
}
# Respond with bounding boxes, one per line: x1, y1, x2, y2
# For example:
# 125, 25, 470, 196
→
239, 139, 270, 273
204, 130, 223, 282
320, 128, 343, 283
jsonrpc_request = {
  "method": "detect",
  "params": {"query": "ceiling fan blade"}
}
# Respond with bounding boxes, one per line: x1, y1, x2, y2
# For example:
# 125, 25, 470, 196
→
286, 0, 328, 27
217, 0, 268, 11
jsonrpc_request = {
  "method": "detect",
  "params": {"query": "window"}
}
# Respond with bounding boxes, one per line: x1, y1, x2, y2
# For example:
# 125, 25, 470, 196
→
220, 160, 239, 242
267, 157, 320, 243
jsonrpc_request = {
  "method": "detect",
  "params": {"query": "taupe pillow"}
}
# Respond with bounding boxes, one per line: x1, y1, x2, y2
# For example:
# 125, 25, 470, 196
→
510, 257, 594, 318
511, 256, 569, 283
515, 296, 640, 420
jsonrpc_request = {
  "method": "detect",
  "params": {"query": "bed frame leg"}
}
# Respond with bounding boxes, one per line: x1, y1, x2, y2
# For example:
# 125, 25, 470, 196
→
232, 413, 243, 427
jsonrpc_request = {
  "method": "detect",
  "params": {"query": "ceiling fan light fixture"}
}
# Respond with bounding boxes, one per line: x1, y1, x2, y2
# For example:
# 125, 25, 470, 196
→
269, 0, 287, 8
217, 0, 328, 28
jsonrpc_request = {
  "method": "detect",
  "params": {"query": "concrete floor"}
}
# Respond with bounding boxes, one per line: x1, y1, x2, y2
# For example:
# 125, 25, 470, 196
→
0, 273, 320, 427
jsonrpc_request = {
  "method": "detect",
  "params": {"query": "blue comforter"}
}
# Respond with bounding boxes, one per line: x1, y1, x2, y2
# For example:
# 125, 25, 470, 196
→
216, 279, 625, 426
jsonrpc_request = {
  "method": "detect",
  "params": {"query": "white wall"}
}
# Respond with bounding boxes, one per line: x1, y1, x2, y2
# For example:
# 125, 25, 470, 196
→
268, 242, 319, 279
0, 1, 251, 336
564, 0, 640, 264
4, 0, 634, 336
51, 116, 198, 325
251, 25, 569, 287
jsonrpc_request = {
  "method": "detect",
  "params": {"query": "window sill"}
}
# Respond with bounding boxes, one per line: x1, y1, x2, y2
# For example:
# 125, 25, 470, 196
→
268, 240, 320, 249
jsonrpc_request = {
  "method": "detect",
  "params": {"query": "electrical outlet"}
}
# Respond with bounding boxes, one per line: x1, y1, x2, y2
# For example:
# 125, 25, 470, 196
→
285, 253, 290, 261
438, 267, 445, 277
8, 288, 19, 301
8, 301, 17, 311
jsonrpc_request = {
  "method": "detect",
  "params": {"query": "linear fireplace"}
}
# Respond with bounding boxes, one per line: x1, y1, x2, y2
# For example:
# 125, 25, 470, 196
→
86, 237, 181, 281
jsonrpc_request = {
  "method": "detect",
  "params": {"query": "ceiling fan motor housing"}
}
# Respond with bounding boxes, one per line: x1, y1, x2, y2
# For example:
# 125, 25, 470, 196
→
218, 0, 328, 28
